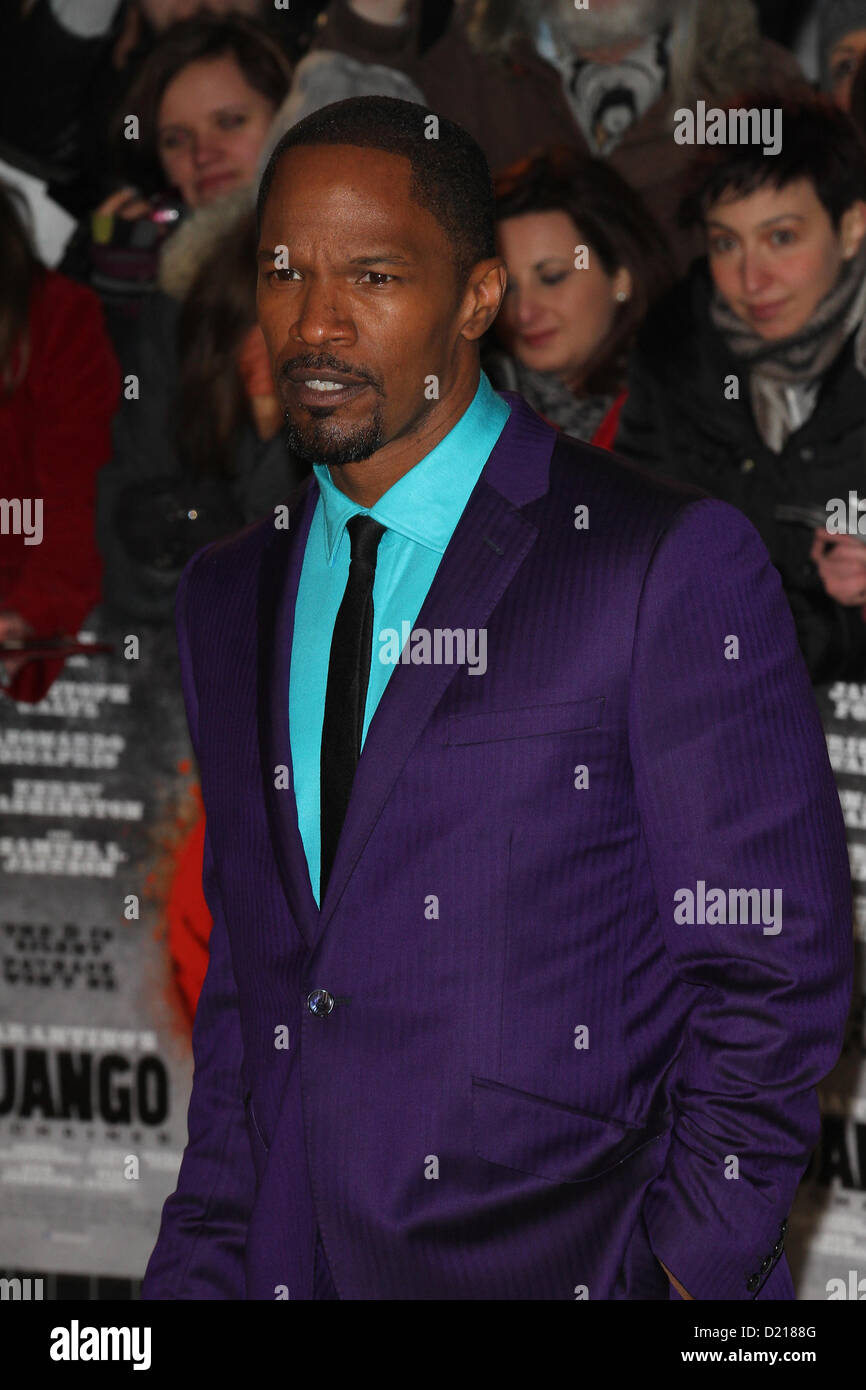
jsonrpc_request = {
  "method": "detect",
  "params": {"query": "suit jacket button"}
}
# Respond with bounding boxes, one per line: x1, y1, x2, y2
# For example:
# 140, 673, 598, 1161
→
747, 1273, 760, 1292
307, 988, 335, 1017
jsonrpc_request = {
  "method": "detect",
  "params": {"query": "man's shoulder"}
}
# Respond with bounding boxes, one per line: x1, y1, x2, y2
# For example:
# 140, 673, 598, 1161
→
542, 424, 768, 581
547, 426, 713, 524
178, 474, 314, 610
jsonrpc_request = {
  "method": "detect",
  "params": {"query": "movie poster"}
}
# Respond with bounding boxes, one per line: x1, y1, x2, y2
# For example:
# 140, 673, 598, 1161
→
0, 606, 201, 1283
786, 681, 866, 1300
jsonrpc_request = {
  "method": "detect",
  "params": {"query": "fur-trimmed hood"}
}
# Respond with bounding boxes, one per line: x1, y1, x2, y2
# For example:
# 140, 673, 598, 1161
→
158, 184, 253, 302
464, 0, 775, 107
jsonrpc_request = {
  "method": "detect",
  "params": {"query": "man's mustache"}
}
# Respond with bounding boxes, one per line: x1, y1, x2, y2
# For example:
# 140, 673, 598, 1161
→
279, 356, 384, 393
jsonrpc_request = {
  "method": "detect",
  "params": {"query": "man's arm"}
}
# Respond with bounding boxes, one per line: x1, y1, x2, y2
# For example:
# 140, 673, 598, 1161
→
141, 549, 257, 1299
628, 498, 853, 1301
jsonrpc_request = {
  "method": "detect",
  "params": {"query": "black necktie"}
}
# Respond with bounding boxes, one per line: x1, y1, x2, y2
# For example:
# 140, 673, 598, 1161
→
320, 512, 386, 902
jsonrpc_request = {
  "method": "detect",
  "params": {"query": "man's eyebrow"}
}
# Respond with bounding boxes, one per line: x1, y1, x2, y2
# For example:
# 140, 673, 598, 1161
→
255, 249, 415, 265
348, 253, 414, 266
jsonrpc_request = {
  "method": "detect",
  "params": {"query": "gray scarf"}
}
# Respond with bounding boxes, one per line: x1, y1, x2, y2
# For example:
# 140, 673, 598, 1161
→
709, 239, 866, 453
485, 352, 615, 441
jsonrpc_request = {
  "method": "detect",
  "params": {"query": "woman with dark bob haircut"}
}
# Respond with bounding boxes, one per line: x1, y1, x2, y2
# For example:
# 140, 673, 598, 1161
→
615, 90, 866, 685
484, 146, 676, 444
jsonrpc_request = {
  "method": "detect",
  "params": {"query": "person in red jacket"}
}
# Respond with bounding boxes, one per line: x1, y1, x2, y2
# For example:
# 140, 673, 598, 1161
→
0, 182, 121, 704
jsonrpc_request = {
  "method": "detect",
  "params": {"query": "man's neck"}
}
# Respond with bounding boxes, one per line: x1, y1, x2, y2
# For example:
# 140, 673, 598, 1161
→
325, 370, 481, 509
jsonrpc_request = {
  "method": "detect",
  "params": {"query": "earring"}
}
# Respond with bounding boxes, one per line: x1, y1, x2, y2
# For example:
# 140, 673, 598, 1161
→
615, 289, 629, 302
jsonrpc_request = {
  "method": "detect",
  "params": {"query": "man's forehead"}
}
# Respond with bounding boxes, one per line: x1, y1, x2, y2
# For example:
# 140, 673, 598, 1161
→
262, 144, 447, 247
272, 141, 413, 193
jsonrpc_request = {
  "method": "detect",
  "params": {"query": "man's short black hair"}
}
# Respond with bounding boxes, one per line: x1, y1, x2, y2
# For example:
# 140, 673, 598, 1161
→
256, 95, 496, 287
678, 89, 866, 231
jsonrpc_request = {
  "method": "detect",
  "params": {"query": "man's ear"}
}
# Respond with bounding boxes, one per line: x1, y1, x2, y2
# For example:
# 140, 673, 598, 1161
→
460, 258, 507, 341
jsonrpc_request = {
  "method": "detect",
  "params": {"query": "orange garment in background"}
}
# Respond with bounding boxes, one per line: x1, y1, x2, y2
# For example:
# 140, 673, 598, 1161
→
166, 788, 211, 1024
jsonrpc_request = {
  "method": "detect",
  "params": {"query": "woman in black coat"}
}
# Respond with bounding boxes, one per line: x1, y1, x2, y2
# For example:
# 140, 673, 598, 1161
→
615, 90, 866, 685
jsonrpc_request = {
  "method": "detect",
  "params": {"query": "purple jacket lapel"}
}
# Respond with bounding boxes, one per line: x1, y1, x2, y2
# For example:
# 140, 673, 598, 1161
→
258, 475, 320, 949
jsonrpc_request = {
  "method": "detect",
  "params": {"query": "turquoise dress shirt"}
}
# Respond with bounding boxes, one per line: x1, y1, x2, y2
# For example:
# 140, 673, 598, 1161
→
289, 370, 511, 906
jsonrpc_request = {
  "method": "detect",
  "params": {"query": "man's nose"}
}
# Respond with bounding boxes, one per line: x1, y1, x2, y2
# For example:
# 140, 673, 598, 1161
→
291, 281, 354, 345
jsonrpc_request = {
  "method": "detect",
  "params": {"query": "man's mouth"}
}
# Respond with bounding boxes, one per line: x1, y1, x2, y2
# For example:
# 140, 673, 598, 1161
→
285, 369, 371, 409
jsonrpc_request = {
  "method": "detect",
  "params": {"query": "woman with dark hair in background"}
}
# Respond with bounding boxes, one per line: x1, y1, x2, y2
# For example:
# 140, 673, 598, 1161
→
58, 11, 292, 355
0, 2, 309, 226
615, 90, 866, 685
484, 146, 676, 444
0, 182, 121, 703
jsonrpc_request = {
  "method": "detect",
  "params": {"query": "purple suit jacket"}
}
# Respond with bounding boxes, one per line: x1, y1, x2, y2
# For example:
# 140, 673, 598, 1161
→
142, 391, 853, 1301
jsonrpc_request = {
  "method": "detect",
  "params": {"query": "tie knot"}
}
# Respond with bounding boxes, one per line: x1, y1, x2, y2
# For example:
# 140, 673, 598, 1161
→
346, 512, 386, 568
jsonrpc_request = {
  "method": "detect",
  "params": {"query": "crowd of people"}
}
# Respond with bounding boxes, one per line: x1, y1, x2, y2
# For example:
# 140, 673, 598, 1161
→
3, 0, 866, 699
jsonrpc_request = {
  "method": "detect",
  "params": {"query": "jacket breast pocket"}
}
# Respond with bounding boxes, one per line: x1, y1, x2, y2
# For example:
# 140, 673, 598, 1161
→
446, 696, 604, 746
471, 1075, 670, 1184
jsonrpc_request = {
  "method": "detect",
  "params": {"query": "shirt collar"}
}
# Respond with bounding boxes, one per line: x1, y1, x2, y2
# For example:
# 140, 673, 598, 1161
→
313, 370, 510, 567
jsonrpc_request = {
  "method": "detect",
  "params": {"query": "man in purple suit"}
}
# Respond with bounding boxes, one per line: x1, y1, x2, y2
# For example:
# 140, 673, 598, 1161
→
141, 95, 853, 1301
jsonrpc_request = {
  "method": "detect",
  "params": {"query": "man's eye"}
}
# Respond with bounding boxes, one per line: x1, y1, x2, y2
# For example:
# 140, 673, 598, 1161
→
266, 268, 298, 283
359, 271, 395, 285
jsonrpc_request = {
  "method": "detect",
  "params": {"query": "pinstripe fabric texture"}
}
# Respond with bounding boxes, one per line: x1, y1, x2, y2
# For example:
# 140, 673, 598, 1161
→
141, 390, 853, 1301
312, 1230, 339, 1301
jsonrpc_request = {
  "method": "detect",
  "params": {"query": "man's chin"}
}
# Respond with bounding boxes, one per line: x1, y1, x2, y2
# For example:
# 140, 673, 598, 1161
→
282, 412, 385, 468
